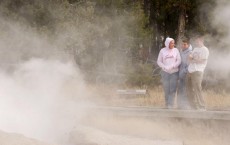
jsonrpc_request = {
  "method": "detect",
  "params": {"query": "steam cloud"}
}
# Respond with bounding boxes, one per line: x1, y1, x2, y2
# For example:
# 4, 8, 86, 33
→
0, 0, 229, 145
0, 3, 93, 144
0, 58, 92, 144
206, 0, 230, 84
0, 1, 131, 144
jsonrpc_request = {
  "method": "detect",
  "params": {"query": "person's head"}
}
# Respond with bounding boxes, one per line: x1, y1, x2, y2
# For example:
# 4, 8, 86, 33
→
181, 38, 190, 51
194, 34, 204, 47
165, 37, 175, 49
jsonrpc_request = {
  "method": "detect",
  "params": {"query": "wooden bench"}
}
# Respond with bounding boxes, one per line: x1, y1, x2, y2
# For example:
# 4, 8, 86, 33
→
116, 89, 150, 97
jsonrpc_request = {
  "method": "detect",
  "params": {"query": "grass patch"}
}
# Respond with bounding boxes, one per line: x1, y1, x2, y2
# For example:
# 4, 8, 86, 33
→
87, 84, 230, 109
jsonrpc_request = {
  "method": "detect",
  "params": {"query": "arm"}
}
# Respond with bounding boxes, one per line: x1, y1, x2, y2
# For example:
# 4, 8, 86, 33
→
157, 50, 166, 69
172, 49, 181, 68
189, 47, 209, 64
191, 58, 207, 64
189, 51, 208, 64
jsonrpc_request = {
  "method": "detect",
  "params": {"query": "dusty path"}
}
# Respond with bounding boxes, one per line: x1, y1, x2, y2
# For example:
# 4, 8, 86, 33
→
70, 125, 183, 145
77, 106, 230, 145
0, 130, 54, 145
0, 106, 229, 145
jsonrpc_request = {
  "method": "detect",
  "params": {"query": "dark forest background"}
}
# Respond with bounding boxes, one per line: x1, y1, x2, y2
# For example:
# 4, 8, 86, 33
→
1, 0, 228, 88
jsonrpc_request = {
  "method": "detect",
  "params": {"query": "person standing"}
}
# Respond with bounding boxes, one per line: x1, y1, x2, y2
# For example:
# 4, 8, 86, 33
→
177, 38, 192, 109
157, 37, 181, 109
186, 35, 209, 110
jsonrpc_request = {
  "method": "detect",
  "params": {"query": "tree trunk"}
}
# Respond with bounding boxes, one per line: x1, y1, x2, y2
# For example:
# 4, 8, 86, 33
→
177, 9, 186, 49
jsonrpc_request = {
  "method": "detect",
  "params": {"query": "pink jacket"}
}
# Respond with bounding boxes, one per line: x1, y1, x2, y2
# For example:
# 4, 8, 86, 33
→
157, 38, 181, 74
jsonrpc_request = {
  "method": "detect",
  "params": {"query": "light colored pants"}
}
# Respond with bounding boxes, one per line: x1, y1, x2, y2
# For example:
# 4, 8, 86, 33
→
186, 71, 205, 109
161, 71, 178, 108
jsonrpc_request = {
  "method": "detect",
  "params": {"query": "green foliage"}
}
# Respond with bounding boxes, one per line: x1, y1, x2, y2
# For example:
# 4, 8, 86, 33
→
126, 63, 160, 87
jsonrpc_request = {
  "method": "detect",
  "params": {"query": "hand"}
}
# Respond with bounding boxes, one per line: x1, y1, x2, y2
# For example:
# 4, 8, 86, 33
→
164, 65, 173, 71
188, 53, 193, 59
188, 53, 194, 62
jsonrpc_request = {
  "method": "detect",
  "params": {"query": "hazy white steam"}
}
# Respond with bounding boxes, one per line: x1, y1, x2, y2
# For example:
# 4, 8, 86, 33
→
0, 59, 91, 144
0, 2, 131, 144
0, 1, 229, 145
207, 0, 230, 81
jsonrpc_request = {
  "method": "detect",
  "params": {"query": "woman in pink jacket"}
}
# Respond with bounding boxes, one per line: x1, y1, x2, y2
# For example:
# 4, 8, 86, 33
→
157, 37, 181, 109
